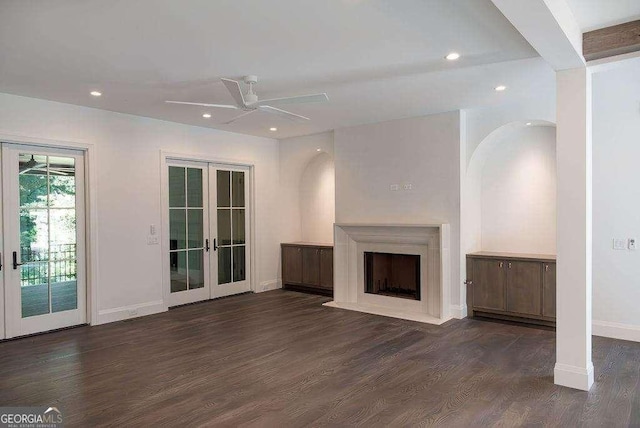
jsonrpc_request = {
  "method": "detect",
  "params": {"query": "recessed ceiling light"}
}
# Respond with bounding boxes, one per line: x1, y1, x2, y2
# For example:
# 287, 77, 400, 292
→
202, 113, 211, 118
526, 122, 532, 126
90, 91, 102, 97
316, 148, 321, 152
494, 85, 507, 92
445, 52, 460, 61
269, 127, 277, 131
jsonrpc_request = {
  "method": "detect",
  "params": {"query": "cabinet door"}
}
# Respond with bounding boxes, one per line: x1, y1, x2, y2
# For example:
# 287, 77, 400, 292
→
302, 247, 320, 286
282, 246, 303, 284
542, 262, 556, 318
319, 248, 333, 289
506, 261, 542, 316
472, 259, 506, 311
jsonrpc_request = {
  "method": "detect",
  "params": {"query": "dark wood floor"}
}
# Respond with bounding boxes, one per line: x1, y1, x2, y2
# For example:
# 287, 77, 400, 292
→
1, 290, 639, 427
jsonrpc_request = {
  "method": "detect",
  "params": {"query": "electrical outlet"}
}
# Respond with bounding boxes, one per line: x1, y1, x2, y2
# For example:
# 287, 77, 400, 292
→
613, 239, 627, 250
147, 236, 159, 245
128, 309, 138, 317
629, 238, 637, 251
403, 183, 413, 190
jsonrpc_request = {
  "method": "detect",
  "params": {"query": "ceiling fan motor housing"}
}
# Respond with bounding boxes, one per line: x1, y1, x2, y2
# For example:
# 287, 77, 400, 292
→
243, 75, 259, 105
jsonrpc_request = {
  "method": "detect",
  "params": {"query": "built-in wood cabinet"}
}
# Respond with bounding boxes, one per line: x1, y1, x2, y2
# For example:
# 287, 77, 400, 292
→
282, 243, 333, 296
466, 252, 556, 326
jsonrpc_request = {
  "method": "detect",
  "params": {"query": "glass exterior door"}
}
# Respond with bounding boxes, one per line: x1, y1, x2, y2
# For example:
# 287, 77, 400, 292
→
167, 162, 209, 306
2, 144, 86, 338
210, 166, 250, 298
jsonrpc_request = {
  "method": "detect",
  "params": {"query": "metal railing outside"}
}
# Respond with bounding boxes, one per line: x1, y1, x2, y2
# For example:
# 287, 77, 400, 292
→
20, 243, 77, 286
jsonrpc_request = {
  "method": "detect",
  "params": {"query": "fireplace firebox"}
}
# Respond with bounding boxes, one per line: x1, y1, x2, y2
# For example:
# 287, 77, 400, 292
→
364, 252, 420, 300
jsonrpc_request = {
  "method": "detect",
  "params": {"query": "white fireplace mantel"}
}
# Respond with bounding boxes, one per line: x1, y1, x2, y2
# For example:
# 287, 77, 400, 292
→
324, 223, 451, 325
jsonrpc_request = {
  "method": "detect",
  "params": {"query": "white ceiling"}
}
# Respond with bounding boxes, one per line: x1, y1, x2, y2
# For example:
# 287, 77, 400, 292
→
0, 0, 553, 139
565, 0, 640, 32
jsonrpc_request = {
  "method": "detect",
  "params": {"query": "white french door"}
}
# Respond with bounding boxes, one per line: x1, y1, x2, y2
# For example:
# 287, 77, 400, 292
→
166, 161, 251, 307
167, 161, 210, 306
1, 143, 86, 338
209, 164, 251, 298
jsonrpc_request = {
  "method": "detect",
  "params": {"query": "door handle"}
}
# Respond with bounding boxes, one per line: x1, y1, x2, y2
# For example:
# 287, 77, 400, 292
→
213, 238, 218, 251
0, 252, 2, 271
205, 239, 210, 252
12, 251, 24, 270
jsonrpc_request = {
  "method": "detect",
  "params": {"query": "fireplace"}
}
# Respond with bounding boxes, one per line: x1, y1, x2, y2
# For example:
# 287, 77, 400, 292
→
364, 252, 421, 300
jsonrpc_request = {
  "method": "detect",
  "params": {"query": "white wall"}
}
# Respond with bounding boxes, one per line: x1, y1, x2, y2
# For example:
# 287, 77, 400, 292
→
300, 152, 335, 243
592, 58, 640, 338
0, 93, 280, 324
480, 125, 556, 254
278, 131, 334, 244
334, 111, 463, 308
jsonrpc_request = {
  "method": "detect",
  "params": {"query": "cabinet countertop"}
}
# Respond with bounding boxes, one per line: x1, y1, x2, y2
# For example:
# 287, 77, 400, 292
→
281, 242, 334, 248
467, 251, 556, 262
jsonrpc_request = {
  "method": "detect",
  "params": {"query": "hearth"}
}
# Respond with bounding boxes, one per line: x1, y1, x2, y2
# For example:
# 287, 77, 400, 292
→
364, 252, 421, 300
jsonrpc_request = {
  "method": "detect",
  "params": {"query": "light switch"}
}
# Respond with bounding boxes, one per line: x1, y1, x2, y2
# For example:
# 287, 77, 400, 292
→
613, 239, 627, 250
390, 184, 399, 191
629, 238, 637, 251
150, 224, 157, 236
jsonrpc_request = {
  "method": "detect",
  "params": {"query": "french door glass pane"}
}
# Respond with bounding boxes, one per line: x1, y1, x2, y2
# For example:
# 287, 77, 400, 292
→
188, 250, 204, 289
168, 165, 205, 293
19, 153, 78, 318
169, 209, 186, 250
216, 169, 247, 285
19, 156, 48, 206
217, 170, 230, 207
218, 247, 232, 284
170, 251, 187, 292
187, 168, 203, 207
217, 209, 231, 245
21, 263, 49, 317
187, 210, 203, 248
232, 209, 245, 245
232, 171, 245, 207
233, 246, 246, 282
169, 167, 186, 207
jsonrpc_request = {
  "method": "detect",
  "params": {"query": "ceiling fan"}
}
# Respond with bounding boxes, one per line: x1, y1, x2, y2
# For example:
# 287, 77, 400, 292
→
19, 155, 73, 176
165, 75, 328, 124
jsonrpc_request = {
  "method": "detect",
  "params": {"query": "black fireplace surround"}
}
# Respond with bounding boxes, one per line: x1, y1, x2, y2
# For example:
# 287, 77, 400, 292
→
364, 252, 421, 300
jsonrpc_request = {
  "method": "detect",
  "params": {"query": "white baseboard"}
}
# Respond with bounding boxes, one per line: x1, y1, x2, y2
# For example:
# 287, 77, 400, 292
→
554, 362, 594, 391
96, 300, 165, 325
593, 320, 640, 342
450, 304, 468, 319
256, 279, 281, 293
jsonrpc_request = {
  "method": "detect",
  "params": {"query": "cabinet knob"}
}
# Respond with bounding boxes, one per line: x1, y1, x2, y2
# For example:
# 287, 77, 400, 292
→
464, 280, 473, 286
499, 262, 504, 268
545, 264, 549, 271
508, 262, 512, 269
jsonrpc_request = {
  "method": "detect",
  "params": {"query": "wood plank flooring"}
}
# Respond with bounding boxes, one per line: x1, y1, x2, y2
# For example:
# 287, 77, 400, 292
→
0, 290, 639, 427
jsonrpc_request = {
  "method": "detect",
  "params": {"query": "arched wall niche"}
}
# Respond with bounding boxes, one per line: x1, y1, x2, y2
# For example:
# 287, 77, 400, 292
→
463, 120, 557, 258
299, 151, 335, 243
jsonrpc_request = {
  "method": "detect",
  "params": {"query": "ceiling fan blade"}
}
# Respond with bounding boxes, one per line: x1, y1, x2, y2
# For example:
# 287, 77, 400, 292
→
221, 78, 246, 108
259, 105, 310, 122
222, 109, 257, 125
165, 101, 238, 109
256, 93, 328, 106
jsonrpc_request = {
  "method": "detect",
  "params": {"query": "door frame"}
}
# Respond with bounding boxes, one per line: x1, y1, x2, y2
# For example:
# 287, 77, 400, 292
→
160, 150, 256, 310
0, 133, 98, 335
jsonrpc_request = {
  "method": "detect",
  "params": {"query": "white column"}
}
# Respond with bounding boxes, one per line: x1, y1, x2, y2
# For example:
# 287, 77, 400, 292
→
554, 67, 594, 391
